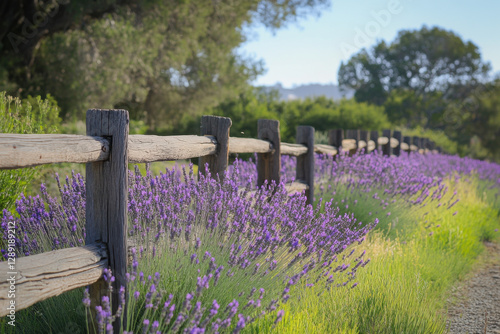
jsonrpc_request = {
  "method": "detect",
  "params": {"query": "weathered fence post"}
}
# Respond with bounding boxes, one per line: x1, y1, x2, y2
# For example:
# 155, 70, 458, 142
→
86, 109, 129, 331
403, 136, 411, 153
257, 119, 281, 188
382, 129, 392, 156
328, 129, 344, 150
393, 130, 402, 156
370, 130, 379, 152
296, 126, 315, 205
346, 129, 359, 142
200, 116, 232, 179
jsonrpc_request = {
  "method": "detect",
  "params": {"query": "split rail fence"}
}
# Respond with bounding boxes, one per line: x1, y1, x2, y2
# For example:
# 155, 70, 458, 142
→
0, 109, 439, 328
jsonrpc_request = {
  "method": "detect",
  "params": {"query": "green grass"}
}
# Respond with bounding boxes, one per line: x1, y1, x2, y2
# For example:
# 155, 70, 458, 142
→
250, 179, 500, 333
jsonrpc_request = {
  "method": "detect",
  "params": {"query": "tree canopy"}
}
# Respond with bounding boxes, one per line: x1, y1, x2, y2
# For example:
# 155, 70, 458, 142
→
338, 26, 491, 107
0, 0, 328, 129
337, 25, 499, 157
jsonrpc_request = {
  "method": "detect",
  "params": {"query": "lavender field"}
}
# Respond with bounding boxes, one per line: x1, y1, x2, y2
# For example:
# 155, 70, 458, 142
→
2, 151, 500, 333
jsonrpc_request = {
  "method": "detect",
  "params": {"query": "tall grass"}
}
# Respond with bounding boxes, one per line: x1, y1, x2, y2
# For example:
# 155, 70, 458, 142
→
252, 179, 500, 333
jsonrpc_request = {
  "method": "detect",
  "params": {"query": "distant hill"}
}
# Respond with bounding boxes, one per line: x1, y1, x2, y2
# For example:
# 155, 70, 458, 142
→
262, 83, 354, 101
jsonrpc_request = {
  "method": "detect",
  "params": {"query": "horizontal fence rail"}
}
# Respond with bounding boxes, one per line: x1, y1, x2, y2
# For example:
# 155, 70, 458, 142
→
0, 109, 441, 328
314, 144, 338, 156
0, 243, 107, 317
0, 134, 110, 169
280, 142, 308, 156
0, 134, 437, 169
129, 135, 218, 163
229, 137, 274, 154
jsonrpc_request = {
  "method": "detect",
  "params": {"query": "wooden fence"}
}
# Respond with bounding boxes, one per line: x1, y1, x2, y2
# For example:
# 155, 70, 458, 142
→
0, 109, 439, 328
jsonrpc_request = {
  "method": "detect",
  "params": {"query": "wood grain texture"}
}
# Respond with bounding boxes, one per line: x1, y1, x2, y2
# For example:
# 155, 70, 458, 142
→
0, 134, 109, 169
392, 130, 402, 156
0, 244, 107, 316
382, 130, 392, 156
229, 137, 273, 154
199, 116, 232, 179
86, 109, 129, 328
257, 119, 281, 187
314, 144, 338, 156
296, 126, 314, 205
129, 135, 217, 162
280, 142, 307, 156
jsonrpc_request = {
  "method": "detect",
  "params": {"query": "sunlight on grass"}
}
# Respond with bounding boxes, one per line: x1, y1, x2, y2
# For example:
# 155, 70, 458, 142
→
251, 179, 500, 333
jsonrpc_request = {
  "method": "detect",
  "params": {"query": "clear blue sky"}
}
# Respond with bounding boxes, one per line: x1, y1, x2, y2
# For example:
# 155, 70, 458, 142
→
240, 0, 500, 87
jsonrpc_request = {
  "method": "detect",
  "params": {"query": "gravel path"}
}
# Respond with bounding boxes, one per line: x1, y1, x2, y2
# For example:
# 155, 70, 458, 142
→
447, 242, 500, 334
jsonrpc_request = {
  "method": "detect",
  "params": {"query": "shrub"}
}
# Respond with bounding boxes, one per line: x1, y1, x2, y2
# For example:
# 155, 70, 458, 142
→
0, 92, 61, 214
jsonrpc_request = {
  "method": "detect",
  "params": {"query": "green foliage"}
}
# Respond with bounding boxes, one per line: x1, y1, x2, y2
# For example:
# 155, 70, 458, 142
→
1, 0, 328, 132
0, 92, 60, 214
209, 87, 287, 138
466, 80, 500, 160
206, 89, 390, 143
314, 130, 329, 145
339, 26, 490, 107
338, 25, 499, 161
384, 89, 446, 128
283, 98, 390, 140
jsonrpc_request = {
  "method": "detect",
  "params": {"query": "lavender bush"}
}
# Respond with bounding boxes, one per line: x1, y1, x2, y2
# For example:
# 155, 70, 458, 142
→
2, 150, 499, 333
2, 163, 375, 333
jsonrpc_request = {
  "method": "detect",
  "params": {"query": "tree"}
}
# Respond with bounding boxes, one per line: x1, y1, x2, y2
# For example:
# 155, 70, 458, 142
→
338, 26, 491, 127
463, 80, 500, 160
0, 0, 328, 130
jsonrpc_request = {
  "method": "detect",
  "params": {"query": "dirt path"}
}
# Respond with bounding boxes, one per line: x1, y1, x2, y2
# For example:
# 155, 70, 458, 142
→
446, 242, 500, 334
